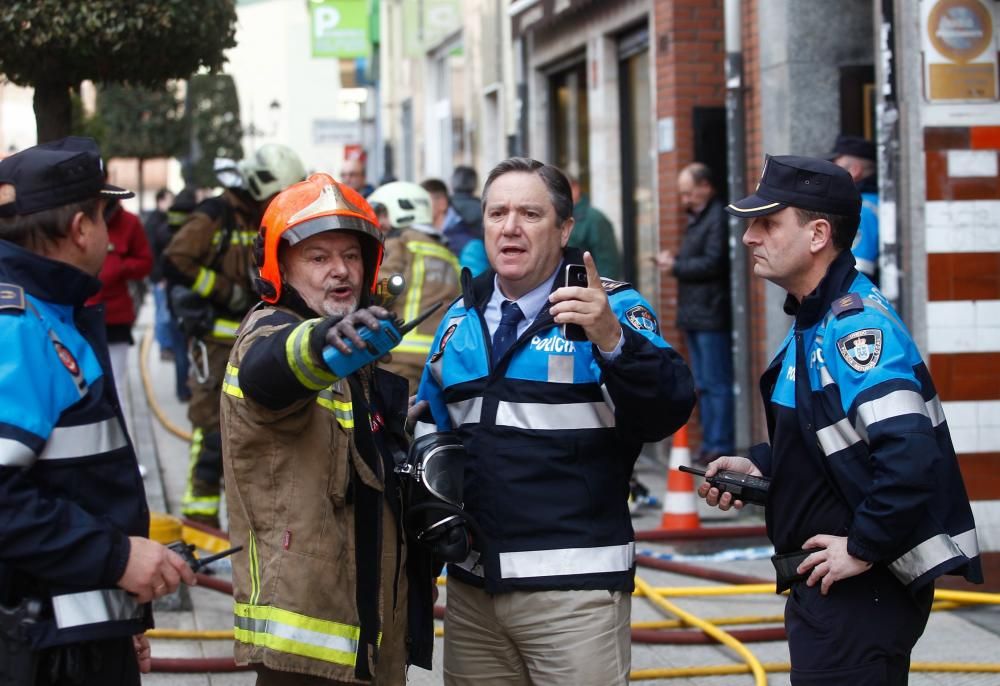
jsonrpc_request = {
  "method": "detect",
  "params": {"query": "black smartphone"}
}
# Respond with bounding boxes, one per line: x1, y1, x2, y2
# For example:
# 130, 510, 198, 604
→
562, 264, 588, 341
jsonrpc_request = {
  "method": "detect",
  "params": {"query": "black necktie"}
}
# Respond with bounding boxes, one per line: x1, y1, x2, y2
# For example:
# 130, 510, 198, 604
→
491, 300, 524, 366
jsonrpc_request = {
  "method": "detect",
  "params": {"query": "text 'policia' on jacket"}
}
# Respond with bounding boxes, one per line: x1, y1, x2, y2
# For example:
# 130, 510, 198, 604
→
220, 304, 434, 681
751, 249, 981, 591
0, 240, 151, 649
415, 251, 696, 594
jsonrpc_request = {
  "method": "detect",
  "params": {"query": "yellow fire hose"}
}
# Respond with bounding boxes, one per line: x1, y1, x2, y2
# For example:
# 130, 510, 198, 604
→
140, 327, 1000, 678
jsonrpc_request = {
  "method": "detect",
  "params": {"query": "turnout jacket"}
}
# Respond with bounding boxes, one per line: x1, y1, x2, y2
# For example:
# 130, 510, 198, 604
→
163, 191, 258, 342
415, 252, 696, 594
221, 303, 434, 682
751, 249, 982, 591
0, 240, 151, 648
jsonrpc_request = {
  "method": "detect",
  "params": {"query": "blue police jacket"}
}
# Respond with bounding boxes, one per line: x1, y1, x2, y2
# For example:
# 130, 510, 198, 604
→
851, 179, 879, 277
415, 252, 696, 593
750, 249, 982, 591
0, 239, 151, 648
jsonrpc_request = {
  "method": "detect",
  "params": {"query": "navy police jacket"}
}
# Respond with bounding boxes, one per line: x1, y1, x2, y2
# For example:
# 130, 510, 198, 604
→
0, 240, 151, 648
751, 249, 982, 591
415, 251, 695, 593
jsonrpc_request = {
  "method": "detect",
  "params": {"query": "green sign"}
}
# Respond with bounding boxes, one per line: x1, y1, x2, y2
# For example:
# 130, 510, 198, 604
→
310, 0, 370, 59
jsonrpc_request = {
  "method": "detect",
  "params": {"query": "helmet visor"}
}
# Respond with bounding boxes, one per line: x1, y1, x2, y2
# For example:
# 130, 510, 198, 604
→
420, 443, 465, 506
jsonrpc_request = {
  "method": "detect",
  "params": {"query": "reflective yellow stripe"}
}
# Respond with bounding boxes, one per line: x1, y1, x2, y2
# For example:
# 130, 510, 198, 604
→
192, 267, 217, 297
407, 240, 460, 266
316, 390, 354, 429
233, 602, 364, 667
285, 320, 338, 391
223, 364, 243, 398
248, 530, 261, 605
403, 249, 425, 324
212, 318, 241, 340
181, 427, 220, 516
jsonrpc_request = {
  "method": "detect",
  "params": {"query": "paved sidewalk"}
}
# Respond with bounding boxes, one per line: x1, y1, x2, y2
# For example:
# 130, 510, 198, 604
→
130, 309, 1000, 685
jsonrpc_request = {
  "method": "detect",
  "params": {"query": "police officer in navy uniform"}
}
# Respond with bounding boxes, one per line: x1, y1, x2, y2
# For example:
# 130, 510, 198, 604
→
0, 137, 197, 685
699, 155, 982, 684
413, 158, 695, 685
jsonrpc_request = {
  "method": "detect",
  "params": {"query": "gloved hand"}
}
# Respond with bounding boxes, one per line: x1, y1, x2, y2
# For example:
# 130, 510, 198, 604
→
227, 284, 251, 313
308, 306, 394, 363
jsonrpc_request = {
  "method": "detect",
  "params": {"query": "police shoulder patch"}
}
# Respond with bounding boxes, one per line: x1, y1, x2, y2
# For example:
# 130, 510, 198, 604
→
625, 305, 659, 334
429, 321, 460, 363
0, 283, 25, 314
836, 328, 883, 372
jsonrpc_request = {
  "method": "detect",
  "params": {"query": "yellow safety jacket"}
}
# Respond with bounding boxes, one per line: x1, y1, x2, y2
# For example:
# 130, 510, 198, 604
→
379, 228, 460, 392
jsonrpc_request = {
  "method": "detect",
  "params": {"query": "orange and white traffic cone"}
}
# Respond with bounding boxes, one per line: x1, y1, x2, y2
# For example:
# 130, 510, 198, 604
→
660, 424, 701, 530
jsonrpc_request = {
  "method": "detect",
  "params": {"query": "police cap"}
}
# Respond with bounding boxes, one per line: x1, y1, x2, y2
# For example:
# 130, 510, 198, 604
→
827, 134, 876, 162
725, 155, 861, 218
0, 136, 134, 217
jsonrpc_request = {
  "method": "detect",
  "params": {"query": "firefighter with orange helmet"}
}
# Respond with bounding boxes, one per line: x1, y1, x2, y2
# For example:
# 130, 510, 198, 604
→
164, 144, 306, 528
220, 173, 435, 683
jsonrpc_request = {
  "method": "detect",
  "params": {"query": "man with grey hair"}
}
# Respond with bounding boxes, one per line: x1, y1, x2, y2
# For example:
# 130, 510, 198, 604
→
413, 157, 695, 685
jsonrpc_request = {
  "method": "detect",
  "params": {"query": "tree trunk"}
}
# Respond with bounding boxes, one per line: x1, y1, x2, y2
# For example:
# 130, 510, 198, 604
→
33, 81, 73, 143
137, 157, 145, 216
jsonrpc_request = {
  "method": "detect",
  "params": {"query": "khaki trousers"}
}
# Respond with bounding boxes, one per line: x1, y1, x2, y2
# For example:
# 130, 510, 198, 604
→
443, 578, 631, 686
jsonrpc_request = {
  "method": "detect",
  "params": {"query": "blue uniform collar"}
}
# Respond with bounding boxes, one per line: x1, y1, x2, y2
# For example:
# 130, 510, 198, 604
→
783, 249, 859, 329
0, 239, 101, 305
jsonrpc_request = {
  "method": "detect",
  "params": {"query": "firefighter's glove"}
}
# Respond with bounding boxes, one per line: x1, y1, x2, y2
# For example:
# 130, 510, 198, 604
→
227, 284, 251, 313
309, 306, 394, 362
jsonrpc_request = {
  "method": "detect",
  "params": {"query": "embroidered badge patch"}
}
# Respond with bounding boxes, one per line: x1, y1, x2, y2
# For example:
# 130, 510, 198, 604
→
430, 323, 458, 363
600, 278, 629, 293
625, 305, 659, 334
836, 328, 883, 372
53, 341, 80, 376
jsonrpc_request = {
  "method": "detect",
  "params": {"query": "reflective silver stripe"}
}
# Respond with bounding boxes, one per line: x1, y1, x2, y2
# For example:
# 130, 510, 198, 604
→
234, 613, 359, 657
446, 397, 482, 427
51, 589, 143, 629
855, 257, 876, 276
39, 418, 127, 461
855, 389, 929, 431
816, 417, 864, 456
819, 366, 835, 387
413, 421, 437, 439
547, 354, 574, 383
889, 528, 980, 585
0, 438, 35, 467
495, 401, 615, 431
499, 543, 635, 579
926, 395, 946, 427
600, 384, 616, 413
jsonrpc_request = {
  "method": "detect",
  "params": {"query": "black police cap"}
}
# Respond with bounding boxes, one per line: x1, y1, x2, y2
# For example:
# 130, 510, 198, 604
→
725, 155, 861, 218
828, 134, 876, 162
0, 136, 134, 217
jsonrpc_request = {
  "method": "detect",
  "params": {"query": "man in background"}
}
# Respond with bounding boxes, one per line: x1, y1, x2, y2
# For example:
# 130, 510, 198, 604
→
829, 134, 879, 279
340, 156, 375, 198
567, 174, 622, 279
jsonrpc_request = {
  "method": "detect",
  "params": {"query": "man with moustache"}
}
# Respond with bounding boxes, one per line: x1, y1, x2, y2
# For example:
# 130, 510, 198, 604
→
220, 174, 434, 684
413, 157, 695, 685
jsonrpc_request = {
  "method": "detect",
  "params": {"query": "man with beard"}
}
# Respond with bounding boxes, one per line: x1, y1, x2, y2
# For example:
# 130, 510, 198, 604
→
220, 174, 434, 684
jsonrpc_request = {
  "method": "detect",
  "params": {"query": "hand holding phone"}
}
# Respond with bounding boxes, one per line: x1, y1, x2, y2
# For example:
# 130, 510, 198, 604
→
562, 264, 588, 341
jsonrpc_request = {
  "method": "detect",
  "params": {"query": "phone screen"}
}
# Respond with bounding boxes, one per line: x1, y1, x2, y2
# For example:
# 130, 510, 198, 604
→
562, 264, 588, 341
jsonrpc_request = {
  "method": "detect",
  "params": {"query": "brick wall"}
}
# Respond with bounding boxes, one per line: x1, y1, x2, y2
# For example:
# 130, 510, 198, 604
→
652, 0, 725, 447
923, 125, 1000, 505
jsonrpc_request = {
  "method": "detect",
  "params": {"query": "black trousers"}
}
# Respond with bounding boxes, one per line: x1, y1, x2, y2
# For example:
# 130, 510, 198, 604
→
785, 566, 934, 685
36, 637, 139, 686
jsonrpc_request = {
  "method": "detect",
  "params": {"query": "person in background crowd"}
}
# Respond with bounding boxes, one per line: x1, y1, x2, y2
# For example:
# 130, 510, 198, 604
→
0, 136, 196, 686
829, 134, 879, 279
221, 173, 434, 684
421, 177, 488, 277
340, 156, 375, 198
145, 188, 177, 361
164, 145, 306, 529
369, 180, 461, 393
567, 174, 622, 280
85, 190, 154, 437
703, 154, 981, 684
414, 157, 695, 685
656, 162, 734, 464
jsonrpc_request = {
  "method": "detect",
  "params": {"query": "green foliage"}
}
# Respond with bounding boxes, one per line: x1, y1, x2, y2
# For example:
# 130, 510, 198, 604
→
185, 74, 244, 188
95, 83, 187, 161
0, 1, 237, 88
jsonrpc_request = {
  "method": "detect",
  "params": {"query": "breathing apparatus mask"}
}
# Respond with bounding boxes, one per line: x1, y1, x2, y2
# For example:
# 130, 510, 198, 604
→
395, 432, 482, 563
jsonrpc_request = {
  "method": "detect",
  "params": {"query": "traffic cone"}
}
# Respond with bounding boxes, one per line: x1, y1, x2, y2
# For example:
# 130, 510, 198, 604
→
659, 424, 701, 530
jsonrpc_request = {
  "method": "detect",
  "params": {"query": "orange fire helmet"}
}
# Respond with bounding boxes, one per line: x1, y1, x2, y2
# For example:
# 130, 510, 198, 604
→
256, 173, 384, 304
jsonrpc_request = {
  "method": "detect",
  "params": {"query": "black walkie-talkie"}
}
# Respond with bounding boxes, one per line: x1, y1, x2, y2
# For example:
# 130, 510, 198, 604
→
679, 465, 770, 506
